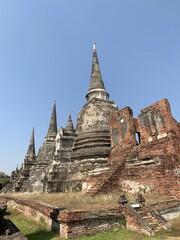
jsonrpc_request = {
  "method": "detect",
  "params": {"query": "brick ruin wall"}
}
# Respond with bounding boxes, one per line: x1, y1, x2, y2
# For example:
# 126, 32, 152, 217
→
150, 199, 180, 219
1, 196, 125, 239
109, 99, 180, 197
1, 196, 179, 238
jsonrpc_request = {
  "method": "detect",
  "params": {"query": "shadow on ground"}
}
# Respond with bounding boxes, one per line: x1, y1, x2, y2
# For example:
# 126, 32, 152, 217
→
25, 230, 57, 240
5, 211, 11, 216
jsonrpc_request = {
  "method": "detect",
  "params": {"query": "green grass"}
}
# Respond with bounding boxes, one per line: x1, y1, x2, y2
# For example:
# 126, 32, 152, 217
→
7, 208, 180, 240
7, 208, 59, 240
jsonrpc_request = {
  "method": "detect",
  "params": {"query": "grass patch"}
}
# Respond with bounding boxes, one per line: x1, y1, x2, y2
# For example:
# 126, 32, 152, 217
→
7, 208, 59, 240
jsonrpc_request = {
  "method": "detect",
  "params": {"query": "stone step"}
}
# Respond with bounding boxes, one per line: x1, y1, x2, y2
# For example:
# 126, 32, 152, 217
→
135, 210, 149, 215
142, 215, 154, 220
135, 208, 165, 233
149, 223, 159, 230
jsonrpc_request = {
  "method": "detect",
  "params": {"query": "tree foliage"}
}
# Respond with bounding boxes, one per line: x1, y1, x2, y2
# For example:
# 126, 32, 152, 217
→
0, 172, 10, 189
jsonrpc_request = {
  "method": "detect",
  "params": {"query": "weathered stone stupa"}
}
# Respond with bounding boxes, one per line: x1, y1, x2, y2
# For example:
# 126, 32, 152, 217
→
71, 42, 117, 164
10, 128, 36, 192
5, 43, 117, 193
35, 102, 57, 170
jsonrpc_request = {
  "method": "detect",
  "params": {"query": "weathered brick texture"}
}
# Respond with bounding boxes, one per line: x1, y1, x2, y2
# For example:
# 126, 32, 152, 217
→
111, 107, 137, 147
138, 99, 179, 143
0, 196, 124, 239
107, 99, 180, 197
1, 196, 179, 238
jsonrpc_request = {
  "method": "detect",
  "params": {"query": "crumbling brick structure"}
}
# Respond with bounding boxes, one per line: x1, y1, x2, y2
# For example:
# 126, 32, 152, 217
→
109, 98, 180, 197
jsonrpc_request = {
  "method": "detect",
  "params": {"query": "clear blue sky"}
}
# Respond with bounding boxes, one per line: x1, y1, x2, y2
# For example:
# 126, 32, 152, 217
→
1, 0, 180, 175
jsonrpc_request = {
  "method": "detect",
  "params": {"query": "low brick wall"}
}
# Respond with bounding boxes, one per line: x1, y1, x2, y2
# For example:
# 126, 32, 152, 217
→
5, 197, 60, 234
0, 196, 124, 239
150, 199, 180, 211
150, 199, 180, 220
1, 196, 179, 238
58, 208, 124, 238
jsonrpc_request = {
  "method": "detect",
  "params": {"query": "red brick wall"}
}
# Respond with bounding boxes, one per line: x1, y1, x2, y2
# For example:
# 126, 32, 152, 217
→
1, 196, 125, 239
109, 99, 180, 197
110, 107, 137, 148
138, 98, 179, 144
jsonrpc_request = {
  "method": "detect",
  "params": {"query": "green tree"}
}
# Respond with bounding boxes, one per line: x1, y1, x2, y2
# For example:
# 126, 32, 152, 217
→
0, 172, 10, 189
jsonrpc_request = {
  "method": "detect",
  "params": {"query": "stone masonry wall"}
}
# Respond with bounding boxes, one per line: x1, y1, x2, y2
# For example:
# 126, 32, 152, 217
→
58, 208, 123, 239
108, 99, 180, 197
150, 199, 180, 212
150, 199, 180, 220
5, 197, 60, 233
1, 196, 125, 239
1, 196, 179, 238
120, 154, 180, 197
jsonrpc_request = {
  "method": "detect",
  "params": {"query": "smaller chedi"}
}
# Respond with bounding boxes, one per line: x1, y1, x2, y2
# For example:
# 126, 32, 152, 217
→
2, 43, 180, 198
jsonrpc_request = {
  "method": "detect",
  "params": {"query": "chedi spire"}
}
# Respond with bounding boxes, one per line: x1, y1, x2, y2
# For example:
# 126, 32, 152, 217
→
46, 102, 57, 139
66, 114, 75, 132
86, 42, 109, 102
26, 128, 36, 156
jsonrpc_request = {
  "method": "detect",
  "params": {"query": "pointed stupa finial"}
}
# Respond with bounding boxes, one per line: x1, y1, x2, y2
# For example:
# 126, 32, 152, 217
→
26, 127, 36, 156
46, 102, 57, 138
86, 42, 109, 102
93, 41, 96, 50
66, 114, 75, 132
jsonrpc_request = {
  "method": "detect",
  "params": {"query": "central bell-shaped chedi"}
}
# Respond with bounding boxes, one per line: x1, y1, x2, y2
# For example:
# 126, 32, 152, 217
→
71, 43, 118, 162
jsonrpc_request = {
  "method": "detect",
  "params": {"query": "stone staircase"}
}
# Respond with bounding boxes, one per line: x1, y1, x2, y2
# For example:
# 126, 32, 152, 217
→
0, 182, 12, 193
20, 173, 40, 192
1, 167, 47, 193
124, 203, 172, 236
84, 160, 125, 195
20, 165, 51, 192
135, 206, 164, 232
